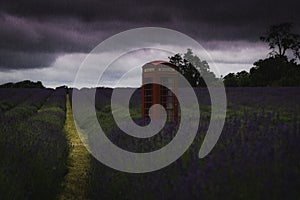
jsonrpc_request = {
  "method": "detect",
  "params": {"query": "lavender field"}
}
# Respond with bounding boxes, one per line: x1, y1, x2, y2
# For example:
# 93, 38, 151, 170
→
0, 88, 68, 199
1, 87, 300, 199
88, 87, 300, 199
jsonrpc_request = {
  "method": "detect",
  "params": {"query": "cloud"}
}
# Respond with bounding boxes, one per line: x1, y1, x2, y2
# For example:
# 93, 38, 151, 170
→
0, 0, 299, 79
0, 42, 267, 87
0, 50, 58, 70
205, 41, 269, 64
0, 53, 85, 87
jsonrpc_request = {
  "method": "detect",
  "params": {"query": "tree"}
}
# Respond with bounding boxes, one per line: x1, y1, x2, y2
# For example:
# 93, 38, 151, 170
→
251, 56, 300, 86
223, 71, 250, 87
0, 80, 45, 88
169, 49, 218, 87
236, 71, 250, 87
223, 73, 238, 87
260, 23, 300, 60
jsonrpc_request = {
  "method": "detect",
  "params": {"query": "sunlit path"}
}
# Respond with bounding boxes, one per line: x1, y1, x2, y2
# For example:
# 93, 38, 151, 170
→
59, 94, 91, 200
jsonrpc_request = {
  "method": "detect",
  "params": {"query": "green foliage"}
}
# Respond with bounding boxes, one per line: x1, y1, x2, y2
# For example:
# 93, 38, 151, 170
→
223, 71, 251, 87
223, 73, 238, 87
251, 55, 300, 86
0, 80, 45, 88
169, 49, 219, 87
279, 67, 300, 86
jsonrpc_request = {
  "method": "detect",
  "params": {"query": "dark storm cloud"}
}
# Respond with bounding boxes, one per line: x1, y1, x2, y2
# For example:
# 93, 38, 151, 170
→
0, 50, 57, 70
0, 0, 299, 69
0, 13, 99, 53
0, 0, 174, 23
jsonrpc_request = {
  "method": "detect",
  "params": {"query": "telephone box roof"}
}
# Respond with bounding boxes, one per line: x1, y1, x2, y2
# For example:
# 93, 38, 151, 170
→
143, 60, 178, 69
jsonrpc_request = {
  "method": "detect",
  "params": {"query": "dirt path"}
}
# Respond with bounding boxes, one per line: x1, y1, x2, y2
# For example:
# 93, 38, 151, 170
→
59, 94, 91, 200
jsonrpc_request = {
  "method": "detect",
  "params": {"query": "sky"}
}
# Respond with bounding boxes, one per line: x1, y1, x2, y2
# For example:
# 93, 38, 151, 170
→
0, 0, 299, 88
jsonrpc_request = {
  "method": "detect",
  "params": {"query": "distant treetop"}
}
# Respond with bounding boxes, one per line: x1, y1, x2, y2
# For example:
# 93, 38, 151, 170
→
0, 80, 45, 88
169, 49, 219, 87
260, 23, 300, 61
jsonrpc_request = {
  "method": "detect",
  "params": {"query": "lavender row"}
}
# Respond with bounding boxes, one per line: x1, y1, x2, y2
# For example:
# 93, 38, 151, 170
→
0, 88, 47, 112
86, 87, 300, 199
4, 89, 53, 121
0, 88, 68, 200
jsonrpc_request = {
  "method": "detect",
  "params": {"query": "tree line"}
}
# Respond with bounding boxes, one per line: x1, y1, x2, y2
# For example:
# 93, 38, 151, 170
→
0, 80, 45, 88
223, 23, 300, 87
169, 23, 300, 87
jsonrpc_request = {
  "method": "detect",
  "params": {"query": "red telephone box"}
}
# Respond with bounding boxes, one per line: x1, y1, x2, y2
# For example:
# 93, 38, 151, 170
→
142, 61, 178, 122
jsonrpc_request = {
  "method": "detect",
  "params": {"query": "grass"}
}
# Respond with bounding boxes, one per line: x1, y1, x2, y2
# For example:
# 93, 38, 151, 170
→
59, 94, 91, 200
